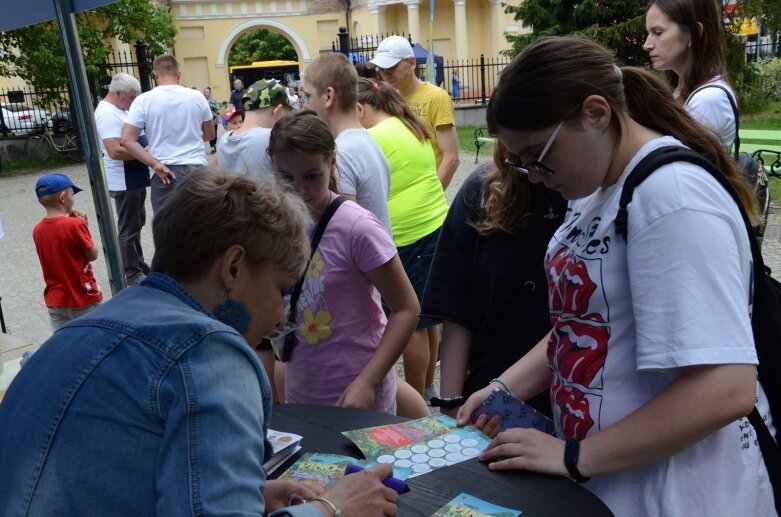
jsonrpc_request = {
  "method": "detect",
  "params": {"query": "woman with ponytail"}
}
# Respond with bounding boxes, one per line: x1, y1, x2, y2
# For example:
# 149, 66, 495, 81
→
357, 77, 449, 404
457, 36, 773, 516
644, 0, 738, 149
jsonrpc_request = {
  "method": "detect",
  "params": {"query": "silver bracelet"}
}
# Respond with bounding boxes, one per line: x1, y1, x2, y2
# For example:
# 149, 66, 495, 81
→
310, 496, 342, 517
490, 377, 516, 399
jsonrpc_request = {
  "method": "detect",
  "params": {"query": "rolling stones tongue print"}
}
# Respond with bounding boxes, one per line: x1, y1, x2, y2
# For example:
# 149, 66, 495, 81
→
546, 245, 609, 440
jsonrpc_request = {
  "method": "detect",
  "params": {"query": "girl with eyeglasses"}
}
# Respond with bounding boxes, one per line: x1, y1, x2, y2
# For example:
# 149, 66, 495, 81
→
457, 36, 774, 516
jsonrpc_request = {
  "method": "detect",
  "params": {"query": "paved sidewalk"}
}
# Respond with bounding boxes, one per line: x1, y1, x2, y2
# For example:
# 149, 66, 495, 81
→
1, 151, 779, 348
0, 151, 491, 346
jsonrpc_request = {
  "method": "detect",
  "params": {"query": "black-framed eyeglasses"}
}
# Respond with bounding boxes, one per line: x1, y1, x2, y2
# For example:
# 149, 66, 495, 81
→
504, 120, 565, 177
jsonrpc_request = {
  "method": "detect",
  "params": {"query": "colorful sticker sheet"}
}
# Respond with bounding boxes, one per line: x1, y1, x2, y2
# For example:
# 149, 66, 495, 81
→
342, 414, 491, 478
277, 453, 354, 492
430, 493, 522, 517
277, 452, 412, 491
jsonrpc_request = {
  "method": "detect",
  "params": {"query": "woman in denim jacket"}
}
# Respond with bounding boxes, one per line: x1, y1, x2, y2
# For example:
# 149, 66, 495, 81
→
0, 171, 398, 517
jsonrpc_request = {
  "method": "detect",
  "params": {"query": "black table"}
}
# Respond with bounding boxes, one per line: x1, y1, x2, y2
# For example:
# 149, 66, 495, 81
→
270, 404, 613, 517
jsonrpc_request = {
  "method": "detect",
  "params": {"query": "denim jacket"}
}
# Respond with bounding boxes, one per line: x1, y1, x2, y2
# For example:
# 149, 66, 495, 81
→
0, 273, 322, 517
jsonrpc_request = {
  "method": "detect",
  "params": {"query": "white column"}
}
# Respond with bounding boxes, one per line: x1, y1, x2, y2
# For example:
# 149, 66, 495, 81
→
488, 0, 505, 57
404, 0, 422, 43
368, 4, 386, 35
453, 0, 468, 59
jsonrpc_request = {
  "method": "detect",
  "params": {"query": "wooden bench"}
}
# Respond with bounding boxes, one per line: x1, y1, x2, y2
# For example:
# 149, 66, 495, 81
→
472, 127, 780, 168
739, 128, 781, 179
474, 127, 495, 163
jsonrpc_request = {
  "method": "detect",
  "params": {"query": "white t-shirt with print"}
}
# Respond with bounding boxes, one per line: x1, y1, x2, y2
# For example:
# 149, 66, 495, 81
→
125, 84, 212, 167
681, 77, 737, 151
545, 136, 775, 516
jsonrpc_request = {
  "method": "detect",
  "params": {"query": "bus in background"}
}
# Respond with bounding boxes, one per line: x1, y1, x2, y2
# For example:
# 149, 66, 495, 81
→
229, 60, 300, 88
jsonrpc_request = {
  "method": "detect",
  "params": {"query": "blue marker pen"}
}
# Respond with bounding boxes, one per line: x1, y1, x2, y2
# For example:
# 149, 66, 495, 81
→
344, 464, 410, 494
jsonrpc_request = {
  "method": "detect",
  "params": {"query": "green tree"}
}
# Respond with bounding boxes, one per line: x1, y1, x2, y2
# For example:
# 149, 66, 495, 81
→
504, 0, 780, 65
0, 0, 176, 106
228, 29, 297, 67
504, 0, 648, 65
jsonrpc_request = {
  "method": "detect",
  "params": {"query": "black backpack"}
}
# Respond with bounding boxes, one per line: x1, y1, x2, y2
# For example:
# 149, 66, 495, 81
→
686, 84, 771, 240
615, 145, 781, 511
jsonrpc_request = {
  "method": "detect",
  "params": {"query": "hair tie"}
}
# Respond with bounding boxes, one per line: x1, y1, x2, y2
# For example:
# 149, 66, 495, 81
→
613, 64, 623, 81
372, 82, 381, 91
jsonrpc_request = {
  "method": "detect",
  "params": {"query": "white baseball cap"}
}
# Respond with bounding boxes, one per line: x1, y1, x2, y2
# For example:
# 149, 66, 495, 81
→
370, 36, 415, 69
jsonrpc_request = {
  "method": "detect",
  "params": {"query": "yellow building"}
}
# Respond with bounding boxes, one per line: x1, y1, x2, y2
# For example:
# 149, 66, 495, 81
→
170, 0, 523, 101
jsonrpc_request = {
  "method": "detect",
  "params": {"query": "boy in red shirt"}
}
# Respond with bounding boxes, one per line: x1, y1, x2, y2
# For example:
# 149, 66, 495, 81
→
33, 173, 103, 331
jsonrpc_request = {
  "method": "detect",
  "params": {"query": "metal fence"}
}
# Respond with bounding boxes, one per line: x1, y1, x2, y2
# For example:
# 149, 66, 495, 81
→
333, 32, 510, 104
0, 43, 153, 139
418, 56, 510, 105
745, 39, 781, 62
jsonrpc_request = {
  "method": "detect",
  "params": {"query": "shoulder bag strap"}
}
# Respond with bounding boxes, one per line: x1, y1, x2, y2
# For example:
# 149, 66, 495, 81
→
685, 83, 740, 159
282, 195, 346, 361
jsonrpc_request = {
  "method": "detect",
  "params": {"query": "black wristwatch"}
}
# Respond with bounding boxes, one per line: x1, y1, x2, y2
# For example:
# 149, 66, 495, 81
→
564, 438, 591, 483
429, 396, 466, 409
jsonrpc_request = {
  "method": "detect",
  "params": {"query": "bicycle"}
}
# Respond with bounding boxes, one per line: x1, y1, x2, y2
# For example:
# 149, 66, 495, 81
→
25, 127, 81, 162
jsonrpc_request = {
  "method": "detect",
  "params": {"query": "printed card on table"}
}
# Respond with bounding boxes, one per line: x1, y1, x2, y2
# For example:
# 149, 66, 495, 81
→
277, 452, 412, 491
277, 453, 355, 492
471, 389, 555, 435
341, 414, 490, 478
266, 429, 303, 454
430, 493, 522, 517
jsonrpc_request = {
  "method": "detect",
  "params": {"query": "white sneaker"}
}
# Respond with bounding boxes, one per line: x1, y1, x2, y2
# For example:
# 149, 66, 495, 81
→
423, 385, 439, 405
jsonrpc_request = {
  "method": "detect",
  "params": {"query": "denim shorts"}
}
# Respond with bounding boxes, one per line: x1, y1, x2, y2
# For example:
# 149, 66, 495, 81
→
397, 227, 441, 330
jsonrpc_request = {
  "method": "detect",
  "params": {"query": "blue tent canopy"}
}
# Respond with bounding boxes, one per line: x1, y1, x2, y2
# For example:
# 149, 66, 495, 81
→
411, 43, 444, 87
0, 0, 114, 31
411, 43, 443, 66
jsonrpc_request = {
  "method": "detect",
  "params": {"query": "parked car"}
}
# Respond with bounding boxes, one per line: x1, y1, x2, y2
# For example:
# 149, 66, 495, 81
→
0, 104, 51, 136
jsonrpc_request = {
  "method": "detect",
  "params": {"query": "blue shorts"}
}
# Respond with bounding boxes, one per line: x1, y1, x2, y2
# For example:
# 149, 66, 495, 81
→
397, 228, 441, 330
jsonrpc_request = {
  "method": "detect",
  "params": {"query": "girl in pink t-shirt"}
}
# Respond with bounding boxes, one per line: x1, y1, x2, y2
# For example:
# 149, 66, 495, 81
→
266, 110, 419, 413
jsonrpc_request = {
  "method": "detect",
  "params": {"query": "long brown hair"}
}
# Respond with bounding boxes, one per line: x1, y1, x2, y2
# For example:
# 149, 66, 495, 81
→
648, 0, 731, 97
486, 36, 758, 223
357, 77, 430, 141
471, 141, 532, 236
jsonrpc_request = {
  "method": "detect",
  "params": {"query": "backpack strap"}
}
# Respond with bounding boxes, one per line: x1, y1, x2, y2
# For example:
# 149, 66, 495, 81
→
685, 83, 740, 159
617, 145, 781, 502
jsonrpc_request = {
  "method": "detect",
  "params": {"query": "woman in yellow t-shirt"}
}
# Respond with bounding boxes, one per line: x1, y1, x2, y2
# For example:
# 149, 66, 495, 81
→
357, 77, 449, 405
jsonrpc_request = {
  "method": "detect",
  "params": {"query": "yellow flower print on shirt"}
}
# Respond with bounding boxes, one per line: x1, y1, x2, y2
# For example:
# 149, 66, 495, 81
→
307, 251, 324, 278
301, 308, 332, 345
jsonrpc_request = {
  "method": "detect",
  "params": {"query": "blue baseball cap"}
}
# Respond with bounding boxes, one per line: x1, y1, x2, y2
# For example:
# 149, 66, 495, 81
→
34, 173, 82, 198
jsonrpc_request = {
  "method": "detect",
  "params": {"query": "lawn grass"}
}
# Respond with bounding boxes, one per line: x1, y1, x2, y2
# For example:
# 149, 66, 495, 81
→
457, 100, 781, 155
457, 125, 491, 154
0, 154, 74, 174
769, 177, 781, 205
742, 101, 781, 131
